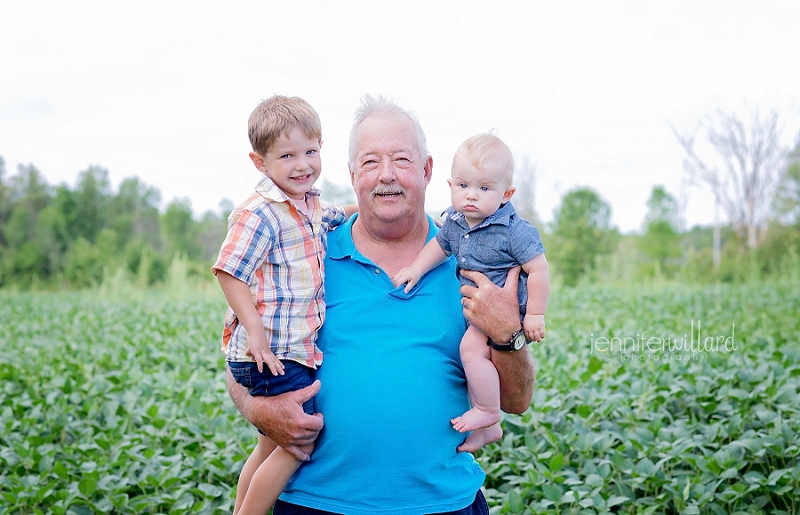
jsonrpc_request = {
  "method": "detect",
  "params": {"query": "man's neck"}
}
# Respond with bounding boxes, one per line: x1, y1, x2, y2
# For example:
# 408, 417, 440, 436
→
352, 212, 430, 277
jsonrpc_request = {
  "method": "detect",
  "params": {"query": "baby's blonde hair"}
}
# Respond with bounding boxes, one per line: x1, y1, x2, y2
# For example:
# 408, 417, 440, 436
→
248, 95, 322, 156
453, 132, 514, 186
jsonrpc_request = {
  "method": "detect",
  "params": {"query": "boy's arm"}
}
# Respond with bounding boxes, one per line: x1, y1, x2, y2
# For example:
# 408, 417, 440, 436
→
459, 267, 535, 414
392, 239, 450, 293
343, 204, 359, 218
216, 271, 284, 376
521, 253, 550, 342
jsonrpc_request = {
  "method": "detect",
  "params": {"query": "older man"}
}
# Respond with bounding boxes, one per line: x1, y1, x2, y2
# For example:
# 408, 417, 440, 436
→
227, 95, 535, 514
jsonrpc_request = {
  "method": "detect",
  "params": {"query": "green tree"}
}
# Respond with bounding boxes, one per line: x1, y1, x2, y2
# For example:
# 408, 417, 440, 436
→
638, 185, 682, 277
774, 139, 800, 226
549, 187, 616, 286
72, 166, 112, 244
109, 176, 162, 247
162, 198, 201, 258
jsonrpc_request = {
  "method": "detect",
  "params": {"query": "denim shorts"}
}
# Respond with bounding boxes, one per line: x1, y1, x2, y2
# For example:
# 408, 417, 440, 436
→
273, 489, 489, 515
228, 360, 316, 416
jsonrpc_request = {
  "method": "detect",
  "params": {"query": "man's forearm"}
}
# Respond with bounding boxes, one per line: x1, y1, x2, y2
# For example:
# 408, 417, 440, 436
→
492, 347, 535, 414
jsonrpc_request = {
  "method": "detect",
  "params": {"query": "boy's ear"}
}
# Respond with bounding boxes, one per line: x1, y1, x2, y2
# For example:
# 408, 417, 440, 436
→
502, 186, 516, 204
249, 152, 268, 174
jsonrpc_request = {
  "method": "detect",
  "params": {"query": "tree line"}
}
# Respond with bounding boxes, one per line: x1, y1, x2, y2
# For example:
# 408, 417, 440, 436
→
1, 107, 798, 290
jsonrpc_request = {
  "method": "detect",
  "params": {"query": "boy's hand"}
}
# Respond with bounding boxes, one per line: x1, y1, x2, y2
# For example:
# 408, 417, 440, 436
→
393, 266, 422, 293
246, 333, 285, 376
523, 314, 545, 342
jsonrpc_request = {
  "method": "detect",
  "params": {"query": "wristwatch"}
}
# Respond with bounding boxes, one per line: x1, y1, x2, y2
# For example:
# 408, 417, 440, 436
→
487, 330, 529, 351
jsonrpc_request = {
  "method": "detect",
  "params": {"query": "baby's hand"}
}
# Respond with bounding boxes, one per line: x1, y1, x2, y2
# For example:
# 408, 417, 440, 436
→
393, 267, 422, 294
523, 314, 545, 342
246, 333, 285, 376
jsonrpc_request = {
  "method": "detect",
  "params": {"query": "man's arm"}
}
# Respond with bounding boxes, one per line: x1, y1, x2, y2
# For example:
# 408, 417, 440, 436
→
459, 267, 535, 414
226, 367, 324, 461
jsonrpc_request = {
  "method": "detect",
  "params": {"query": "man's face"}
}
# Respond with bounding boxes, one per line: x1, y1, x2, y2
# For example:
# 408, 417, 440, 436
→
349, 113, 431, 225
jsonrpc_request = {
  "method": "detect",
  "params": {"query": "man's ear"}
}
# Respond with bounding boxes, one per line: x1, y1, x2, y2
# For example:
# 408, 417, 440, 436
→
249, 152, 268, 174
423, 155, 433, 185
502, 186, 516, 204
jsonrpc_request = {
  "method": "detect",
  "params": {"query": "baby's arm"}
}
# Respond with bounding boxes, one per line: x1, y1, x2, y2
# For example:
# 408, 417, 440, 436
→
216, 271, 285, 376
521, 254, 550, 342
392, 239, 450, 293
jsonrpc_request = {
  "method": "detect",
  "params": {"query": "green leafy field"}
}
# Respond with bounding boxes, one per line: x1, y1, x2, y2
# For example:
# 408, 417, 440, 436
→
1, 283, 798, 514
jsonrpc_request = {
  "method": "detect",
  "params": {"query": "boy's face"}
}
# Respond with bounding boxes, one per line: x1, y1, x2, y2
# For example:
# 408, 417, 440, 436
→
448, 152, 514, 227
250, 127, 322, 201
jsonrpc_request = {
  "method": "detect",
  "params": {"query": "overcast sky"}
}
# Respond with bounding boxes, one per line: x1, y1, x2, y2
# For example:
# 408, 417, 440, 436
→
2, 0, 799, 233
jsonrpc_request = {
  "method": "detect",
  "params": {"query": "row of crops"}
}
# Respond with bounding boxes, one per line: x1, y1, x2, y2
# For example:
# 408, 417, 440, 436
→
1, 282, 798, 514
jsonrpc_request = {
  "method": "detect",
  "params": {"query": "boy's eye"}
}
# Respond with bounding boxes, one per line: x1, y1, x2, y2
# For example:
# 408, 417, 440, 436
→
306, 149, 316, 155
280, 154, 291, 159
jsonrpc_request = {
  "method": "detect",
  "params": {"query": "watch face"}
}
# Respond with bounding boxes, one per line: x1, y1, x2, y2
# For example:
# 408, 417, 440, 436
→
512, 332, 526, 350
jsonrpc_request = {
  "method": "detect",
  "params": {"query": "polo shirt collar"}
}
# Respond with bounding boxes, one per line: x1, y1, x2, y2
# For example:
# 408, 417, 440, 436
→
328, 214, 439, 263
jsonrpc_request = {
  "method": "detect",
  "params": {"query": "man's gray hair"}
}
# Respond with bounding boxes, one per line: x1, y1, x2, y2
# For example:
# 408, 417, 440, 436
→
348, 94, 429, 171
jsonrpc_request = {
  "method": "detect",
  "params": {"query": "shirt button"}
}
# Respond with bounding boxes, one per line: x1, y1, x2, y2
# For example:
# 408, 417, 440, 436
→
374, 268, 380, 274
464, 234, 469, 239
461, 258, 466, 263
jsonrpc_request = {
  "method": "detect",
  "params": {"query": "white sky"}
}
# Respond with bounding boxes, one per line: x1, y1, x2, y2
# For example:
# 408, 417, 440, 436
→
2, 0, 799, 233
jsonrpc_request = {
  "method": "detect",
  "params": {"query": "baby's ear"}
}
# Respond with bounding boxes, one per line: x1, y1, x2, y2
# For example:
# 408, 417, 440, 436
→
249, 152, 268, 173
502, 186, 516, 203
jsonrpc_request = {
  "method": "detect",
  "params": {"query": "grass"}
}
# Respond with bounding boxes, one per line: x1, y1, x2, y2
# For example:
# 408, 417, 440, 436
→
1, 281, 798, 514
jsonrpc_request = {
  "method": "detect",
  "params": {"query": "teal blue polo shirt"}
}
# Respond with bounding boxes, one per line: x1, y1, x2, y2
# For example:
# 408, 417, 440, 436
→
279, 214, 485, 514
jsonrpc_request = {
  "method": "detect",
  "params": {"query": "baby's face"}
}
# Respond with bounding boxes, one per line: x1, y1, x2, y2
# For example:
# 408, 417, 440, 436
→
448, 153, 512, 227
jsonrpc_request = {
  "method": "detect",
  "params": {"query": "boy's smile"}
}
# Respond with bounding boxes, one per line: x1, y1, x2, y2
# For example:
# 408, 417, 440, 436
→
250, 127, 322, 201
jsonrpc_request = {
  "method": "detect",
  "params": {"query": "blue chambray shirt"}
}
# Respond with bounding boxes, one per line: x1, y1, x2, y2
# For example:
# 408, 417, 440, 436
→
436, 201, 545, 314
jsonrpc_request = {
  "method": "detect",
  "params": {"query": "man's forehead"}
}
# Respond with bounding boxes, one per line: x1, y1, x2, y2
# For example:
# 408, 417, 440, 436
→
355, 114, 418, 155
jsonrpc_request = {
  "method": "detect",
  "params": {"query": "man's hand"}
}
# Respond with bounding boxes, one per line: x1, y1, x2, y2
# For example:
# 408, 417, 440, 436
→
227, 370, 324, 461
460, 267, 522, 344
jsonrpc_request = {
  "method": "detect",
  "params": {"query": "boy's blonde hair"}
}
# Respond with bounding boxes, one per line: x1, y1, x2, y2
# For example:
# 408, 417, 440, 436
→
454, 132, 515, 187
248, 96, 322, 156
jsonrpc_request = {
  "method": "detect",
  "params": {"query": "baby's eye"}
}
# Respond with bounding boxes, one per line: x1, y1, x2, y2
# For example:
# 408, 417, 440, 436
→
480, 186, 489, 192
458, 183, 467, 189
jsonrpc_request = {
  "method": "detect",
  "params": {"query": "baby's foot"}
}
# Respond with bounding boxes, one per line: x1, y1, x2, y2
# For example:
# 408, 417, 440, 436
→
451, 407, 501, 433
457, 423, 503, 453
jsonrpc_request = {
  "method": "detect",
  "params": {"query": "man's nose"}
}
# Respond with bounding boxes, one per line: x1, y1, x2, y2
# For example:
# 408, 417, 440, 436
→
377, 157, 396, 181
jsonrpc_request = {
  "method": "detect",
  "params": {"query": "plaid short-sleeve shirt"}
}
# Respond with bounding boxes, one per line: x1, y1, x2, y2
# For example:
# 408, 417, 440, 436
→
211, 176, 346, 367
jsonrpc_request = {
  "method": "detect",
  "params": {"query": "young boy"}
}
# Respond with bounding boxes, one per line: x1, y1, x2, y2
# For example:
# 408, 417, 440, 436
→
393, 132, 549, 452
212, 95, 356, 515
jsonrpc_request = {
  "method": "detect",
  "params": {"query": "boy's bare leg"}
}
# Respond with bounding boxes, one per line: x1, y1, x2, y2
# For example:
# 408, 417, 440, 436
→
451, 325, 501, 433
236, 442, 314, 515
233, 434, 277, 515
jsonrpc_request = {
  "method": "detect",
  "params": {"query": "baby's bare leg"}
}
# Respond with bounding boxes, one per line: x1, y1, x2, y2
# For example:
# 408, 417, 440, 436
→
233, 433, 277, 515
451, 325, 501, 433
237, 442, 313, 515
